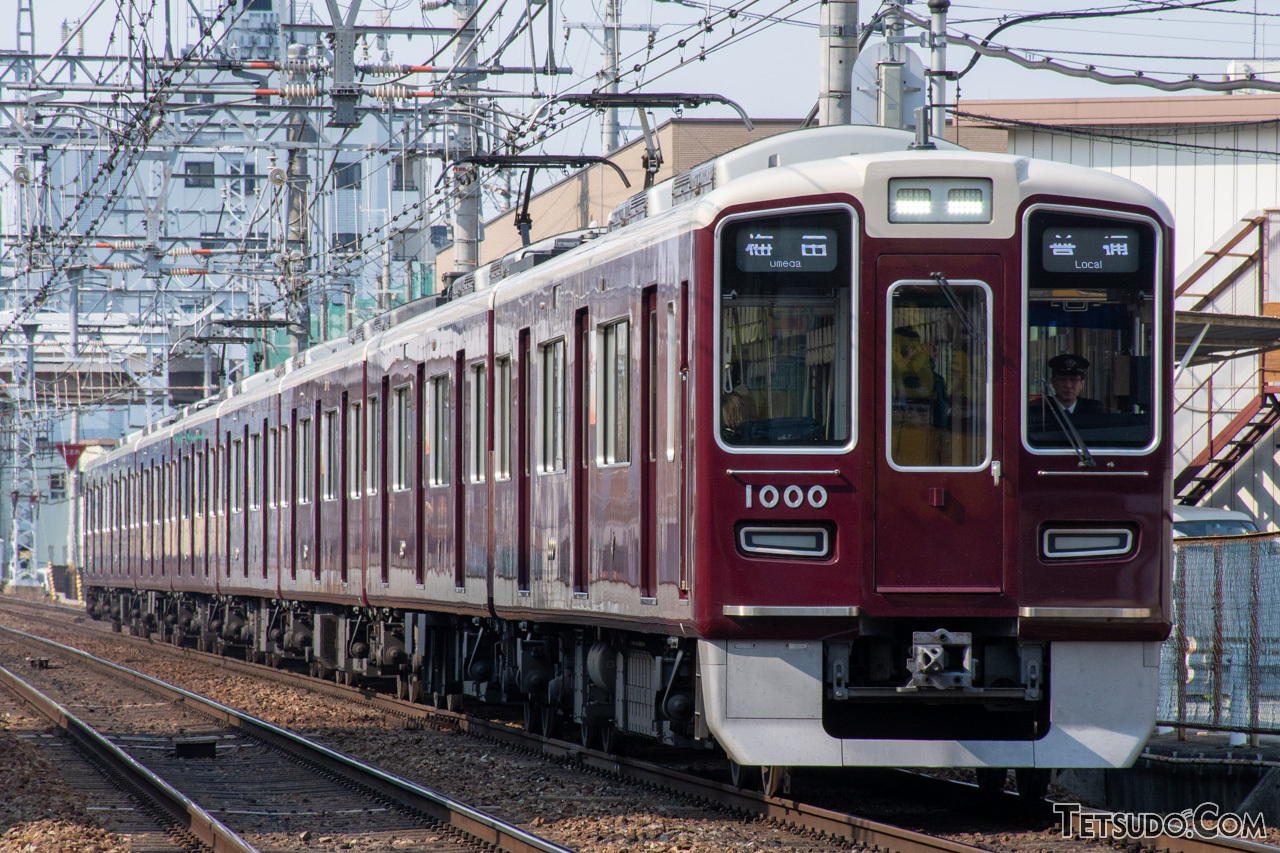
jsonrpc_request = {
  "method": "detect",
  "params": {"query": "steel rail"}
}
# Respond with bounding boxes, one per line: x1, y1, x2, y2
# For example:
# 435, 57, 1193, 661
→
0, 662, 260, 853
4, 599, 1271, 853
0, 625, 575, 853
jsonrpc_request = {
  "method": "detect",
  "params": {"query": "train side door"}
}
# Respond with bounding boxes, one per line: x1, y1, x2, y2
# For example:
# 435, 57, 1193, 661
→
873, 254, 1004, 594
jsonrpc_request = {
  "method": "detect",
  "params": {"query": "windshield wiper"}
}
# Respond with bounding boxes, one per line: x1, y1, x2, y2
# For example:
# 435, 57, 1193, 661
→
1040, 380, 1097, 469
930, 272, 980, 340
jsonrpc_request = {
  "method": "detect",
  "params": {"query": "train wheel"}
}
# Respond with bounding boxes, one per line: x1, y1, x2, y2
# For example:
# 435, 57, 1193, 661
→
1015, 768, 1051, 802
975, 768, 1007, 798
540, 704, 561, 740
729, 760, 758, 790
579, 721, 601, 749
760, 765, 790, 798
523, 701, 543, 736
600, 725, 625, 756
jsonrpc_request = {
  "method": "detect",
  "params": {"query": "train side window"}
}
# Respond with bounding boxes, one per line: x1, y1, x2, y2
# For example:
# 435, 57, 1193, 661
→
194, 451, 204, 518
392, 384, 412, 491
494, 356, 511, 481
367, 395, 381, 495
180, 457, 190, 520
249, 433, 262, 510
598, 319, 631, 465
267, 428, 277, 509
298, 418, 313, 505
539, 339, 566, 473
717, 208, 854, 450
887, 281, 992, 470
231, 439, 244, 513
279, 425, 290, 508
470, 364, 487, 483
348, 401, 363, 497
322, 409, 340, 501
667, 301, 677, 462
429, 374, 451, 485
212, 448, 222, 516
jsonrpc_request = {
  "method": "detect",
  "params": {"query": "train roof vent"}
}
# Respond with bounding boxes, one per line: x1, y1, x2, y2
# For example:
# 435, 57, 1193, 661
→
671, 161, 716, 205
609, 191, 649, 230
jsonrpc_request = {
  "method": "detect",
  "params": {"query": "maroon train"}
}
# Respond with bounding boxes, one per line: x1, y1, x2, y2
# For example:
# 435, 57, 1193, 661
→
81, 125, 1173, 794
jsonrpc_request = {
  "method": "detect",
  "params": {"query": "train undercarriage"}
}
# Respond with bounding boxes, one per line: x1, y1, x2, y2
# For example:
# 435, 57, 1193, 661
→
84, 588, 701, 754
84, 586, 1154, 800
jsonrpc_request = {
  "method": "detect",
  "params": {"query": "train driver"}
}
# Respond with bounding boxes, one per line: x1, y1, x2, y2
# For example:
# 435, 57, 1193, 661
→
1046, 353, 1105, 417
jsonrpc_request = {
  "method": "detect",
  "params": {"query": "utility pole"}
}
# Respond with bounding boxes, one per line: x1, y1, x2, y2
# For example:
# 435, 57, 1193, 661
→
928, 0, 949, 139
452, 0, 482, 275
818, 0, 858, 126
8, 324, 41, 589
600, 0, 620, 153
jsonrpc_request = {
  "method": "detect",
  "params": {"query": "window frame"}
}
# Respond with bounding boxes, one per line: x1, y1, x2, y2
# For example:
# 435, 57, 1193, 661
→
1019, 204, 1163, 458
597, 317, 631, 466
884, 278, 994, 473
538, 338, 566, 473
712, 203, 858, 455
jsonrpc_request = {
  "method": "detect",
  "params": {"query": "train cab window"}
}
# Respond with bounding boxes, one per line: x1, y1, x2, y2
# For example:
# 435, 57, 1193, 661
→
539, 339, 566, 472
392, 385, 412, 491
1024, 209, 1159, 453
717, 208, 853, 449
470, 365, 487, 483
298, 417, 313, 505
888, 282, 992, 469
347, 403, 362, 497
494, 357, 512, 480
599, 319, 631, 464
322, 409, 340, 501
430, 374, 452, 485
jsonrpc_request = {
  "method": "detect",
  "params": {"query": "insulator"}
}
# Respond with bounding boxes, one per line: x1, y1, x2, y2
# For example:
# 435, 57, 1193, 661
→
373, 83, 409, 101
281, 82, 318, 101
114, 240, 139, 250
280, 59, 325, 74
110, 262, 136, 271
170, 268, 204, 276
168, 246, 192, 257
363, 63, 404, 76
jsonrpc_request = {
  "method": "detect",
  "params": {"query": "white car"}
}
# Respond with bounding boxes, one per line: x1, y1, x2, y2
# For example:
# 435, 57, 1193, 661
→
1172, 506, 1261, 538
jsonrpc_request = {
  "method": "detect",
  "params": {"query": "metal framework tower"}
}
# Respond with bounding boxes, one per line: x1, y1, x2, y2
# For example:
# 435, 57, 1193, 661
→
16, 0, 36, 82
7, 324, 41, 588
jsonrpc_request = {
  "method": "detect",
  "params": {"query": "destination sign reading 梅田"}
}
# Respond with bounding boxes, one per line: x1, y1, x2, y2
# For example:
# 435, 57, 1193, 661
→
736, 226, 838, 273
1042, 226, 1140, 274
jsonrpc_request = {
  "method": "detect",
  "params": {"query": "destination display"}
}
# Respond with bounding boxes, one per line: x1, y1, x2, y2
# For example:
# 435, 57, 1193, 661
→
736, 225, 838, 273
1042, 226, 1140, 274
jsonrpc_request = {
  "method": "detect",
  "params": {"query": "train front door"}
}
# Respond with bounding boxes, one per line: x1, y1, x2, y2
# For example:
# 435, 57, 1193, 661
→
873, 254, 1005, 594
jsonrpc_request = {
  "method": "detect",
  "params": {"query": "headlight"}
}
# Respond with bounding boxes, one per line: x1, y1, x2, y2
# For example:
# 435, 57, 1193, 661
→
1041, 527, 1134, 560
888, 178, 993, 223
738, 526, 831, 559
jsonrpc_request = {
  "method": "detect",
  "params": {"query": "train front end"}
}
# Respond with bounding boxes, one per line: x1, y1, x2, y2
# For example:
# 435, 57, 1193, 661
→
692, 143, 1172, 774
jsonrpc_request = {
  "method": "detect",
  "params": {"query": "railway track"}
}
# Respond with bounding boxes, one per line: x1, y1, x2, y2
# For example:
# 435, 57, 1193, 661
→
3, 595, 1275, 853
0, 622, 575, 853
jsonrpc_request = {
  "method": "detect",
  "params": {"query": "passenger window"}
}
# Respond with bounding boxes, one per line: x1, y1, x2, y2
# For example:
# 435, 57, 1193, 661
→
539, 339, 566, 472
598, 319, 630, 464
430, 374, 452, 485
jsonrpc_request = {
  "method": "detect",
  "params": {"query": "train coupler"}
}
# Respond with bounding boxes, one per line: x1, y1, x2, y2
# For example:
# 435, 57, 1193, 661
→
902, 629, 974, 691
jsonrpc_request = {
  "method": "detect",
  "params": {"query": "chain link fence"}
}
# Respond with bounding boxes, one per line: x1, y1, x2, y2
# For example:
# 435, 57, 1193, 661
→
1160, 533, 1280, 732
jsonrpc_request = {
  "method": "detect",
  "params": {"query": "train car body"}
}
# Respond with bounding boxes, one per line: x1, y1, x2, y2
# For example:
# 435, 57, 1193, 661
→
81, 125, 1172, 783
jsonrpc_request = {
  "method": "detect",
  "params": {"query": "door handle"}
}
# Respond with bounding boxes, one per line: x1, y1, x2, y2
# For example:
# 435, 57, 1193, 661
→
991, 460, 1002, 486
